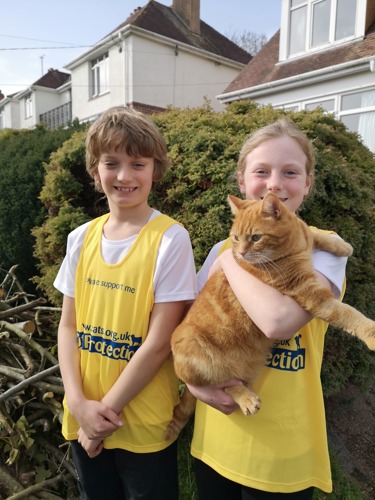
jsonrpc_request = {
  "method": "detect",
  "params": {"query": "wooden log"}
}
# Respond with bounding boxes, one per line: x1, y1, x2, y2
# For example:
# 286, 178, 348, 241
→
14, 320, 35, 334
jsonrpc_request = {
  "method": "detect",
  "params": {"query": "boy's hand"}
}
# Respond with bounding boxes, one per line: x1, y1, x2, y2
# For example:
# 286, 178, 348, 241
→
72, 399, 123, 440
77, 428, 103, 458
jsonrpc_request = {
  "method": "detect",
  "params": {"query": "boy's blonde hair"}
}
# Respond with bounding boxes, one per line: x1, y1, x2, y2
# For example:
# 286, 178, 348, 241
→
237, 118, 315, 192
86, 106, 170, 184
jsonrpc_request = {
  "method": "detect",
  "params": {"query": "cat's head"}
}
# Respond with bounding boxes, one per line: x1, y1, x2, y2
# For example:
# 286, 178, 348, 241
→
227, 193, 301, 263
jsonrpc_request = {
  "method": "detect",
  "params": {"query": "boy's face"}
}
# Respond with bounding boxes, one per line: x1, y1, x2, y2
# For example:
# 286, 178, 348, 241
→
95, 148, 155, 212
238, 136, 311, 214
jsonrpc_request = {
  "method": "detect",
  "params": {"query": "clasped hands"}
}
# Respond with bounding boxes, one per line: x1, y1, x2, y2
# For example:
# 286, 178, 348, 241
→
73, 400, 123, 458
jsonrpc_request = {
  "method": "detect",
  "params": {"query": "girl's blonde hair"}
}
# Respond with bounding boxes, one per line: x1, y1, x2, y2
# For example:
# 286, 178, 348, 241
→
86, 106, 170, 184
237, 118, 315, 192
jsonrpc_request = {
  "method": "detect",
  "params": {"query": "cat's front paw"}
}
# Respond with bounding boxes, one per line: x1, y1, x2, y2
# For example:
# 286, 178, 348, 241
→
364, 335, 375, 351
359, 323, 375, 351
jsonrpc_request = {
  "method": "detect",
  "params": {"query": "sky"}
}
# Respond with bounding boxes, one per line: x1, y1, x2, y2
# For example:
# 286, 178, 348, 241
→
0, 0, 281, 97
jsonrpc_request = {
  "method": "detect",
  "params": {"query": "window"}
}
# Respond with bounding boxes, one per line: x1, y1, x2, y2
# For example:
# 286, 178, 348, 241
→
288, 0, 358, 56
25, 94, 33, 118
311, 0, 331, 47
340, 90, 375, 151
91, 53, 109, 97
305, 99, 335, 112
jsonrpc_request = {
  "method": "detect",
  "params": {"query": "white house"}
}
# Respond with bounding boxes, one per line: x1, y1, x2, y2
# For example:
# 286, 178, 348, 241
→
0, 0, 250, 130
65, 0, 250, 122
0, 69, 71, 130
218, 0, 375, 153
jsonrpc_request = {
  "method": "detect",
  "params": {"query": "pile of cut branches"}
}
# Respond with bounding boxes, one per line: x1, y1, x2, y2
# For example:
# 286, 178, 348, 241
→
0, 266, 78, 499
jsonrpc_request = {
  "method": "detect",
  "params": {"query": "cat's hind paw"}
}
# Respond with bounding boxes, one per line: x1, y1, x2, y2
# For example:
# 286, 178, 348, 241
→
240, 393, 261, 416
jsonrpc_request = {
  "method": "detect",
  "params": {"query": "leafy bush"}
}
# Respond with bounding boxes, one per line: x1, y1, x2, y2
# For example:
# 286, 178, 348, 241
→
0, 124, 81, 290
33, 101, 375, 393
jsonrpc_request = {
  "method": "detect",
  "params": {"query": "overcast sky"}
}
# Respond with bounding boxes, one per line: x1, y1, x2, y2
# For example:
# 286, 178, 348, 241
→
0, 0, 281, 96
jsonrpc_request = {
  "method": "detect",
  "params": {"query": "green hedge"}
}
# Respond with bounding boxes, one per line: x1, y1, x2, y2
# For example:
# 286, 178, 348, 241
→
0, 124, 81, 289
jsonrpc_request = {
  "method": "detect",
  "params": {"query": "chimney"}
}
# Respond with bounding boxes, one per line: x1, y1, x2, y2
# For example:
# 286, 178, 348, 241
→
172, 0, 200, 35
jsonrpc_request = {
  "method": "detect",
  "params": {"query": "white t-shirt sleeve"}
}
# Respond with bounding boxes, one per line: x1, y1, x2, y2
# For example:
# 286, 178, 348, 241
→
312, 248, 347, 298
53, 221, 91, 298
153, 224, 198, 303
197, 241, 223, 292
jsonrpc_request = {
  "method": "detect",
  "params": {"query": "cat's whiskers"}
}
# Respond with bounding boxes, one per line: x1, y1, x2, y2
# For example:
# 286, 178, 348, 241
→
257, 257, 287, 289
237, 251, 288, 289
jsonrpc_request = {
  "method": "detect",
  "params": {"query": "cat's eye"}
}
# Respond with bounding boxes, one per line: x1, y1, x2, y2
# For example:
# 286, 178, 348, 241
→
251, 234, 261, 242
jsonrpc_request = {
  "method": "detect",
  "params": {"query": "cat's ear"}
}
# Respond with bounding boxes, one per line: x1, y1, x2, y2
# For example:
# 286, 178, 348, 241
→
262, 193, 282, 219
227, 195, 244, 215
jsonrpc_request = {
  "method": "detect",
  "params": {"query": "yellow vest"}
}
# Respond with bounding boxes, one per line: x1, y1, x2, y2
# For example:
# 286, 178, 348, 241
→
191, 229, 345, 493
62, 213, 180, 452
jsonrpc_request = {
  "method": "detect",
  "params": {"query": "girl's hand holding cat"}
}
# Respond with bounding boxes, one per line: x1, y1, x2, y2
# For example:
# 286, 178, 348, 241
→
208, 249, 234, 279
186, 380, 242, 414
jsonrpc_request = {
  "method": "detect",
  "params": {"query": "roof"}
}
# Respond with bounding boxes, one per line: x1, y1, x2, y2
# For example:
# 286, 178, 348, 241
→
105, 0, 251, 65
32, 68, 71, 89
224, 21, 375, 94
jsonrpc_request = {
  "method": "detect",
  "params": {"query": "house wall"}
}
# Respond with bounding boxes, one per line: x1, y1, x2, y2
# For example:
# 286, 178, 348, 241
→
33, 88, 71, 120
130, 36, 237, 111
0, 100, 20, 129
70, 43, 125, 123
69, 32, 243, 122
252, 68, 375, 151
253, 70, 374, 108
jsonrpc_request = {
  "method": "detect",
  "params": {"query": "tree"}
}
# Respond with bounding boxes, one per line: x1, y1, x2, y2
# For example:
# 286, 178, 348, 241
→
227, 29, 268, 55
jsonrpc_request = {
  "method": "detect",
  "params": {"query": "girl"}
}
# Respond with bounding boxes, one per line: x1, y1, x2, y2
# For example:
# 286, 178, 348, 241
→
189, 118, 348, 499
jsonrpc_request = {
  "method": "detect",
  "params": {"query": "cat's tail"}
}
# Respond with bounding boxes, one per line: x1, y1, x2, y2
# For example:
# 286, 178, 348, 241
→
165, 386, 196, 441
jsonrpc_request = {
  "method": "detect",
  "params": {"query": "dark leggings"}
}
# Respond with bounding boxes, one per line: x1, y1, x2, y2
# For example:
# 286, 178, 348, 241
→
70, 440, 178, 500
195, 459, 314, 500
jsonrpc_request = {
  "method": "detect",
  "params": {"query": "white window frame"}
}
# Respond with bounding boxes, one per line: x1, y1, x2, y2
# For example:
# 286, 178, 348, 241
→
91, 52, 109, 98
338, 88, 375, 152
304, 98, 335, 112
25, 94, 33, 119
274, 87, 375, 152
279, 0, 366, 61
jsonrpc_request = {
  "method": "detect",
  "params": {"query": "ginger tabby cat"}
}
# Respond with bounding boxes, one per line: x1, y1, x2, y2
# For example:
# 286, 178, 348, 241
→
165, 193, 375, 441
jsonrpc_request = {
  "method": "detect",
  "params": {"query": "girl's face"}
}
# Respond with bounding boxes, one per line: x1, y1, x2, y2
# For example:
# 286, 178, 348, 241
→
95, 149, 155, 212
238, 136, 312, 213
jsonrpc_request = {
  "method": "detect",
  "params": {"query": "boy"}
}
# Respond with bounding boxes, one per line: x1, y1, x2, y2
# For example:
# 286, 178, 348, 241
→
54, 106, 197, 499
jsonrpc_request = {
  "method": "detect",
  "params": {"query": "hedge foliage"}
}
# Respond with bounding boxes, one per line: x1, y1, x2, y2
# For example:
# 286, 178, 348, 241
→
33, 101, 375, 395
0, 124, 81, 289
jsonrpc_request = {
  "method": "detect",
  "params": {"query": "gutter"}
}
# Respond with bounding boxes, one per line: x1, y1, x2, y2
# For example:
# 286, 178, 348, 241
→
217, 55, 375, 103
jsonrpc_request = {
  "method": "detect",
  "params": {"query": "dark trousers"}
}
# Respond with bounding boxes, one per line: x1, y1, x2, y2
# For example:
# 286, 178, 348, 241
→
71, 440, 178, 500
195, 459, 314, 500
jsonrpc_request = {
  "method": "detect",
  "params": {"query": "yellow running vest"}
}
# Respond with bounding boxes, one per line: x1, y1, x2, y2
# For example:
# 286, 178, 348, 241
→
61, 213, 180, 452
191, 228, 345, 493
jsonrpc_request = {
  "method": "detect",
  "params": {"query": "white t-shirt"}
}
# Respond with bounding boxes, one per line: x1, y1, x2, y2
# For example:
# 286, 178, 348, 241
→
54, 210, 198, 303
